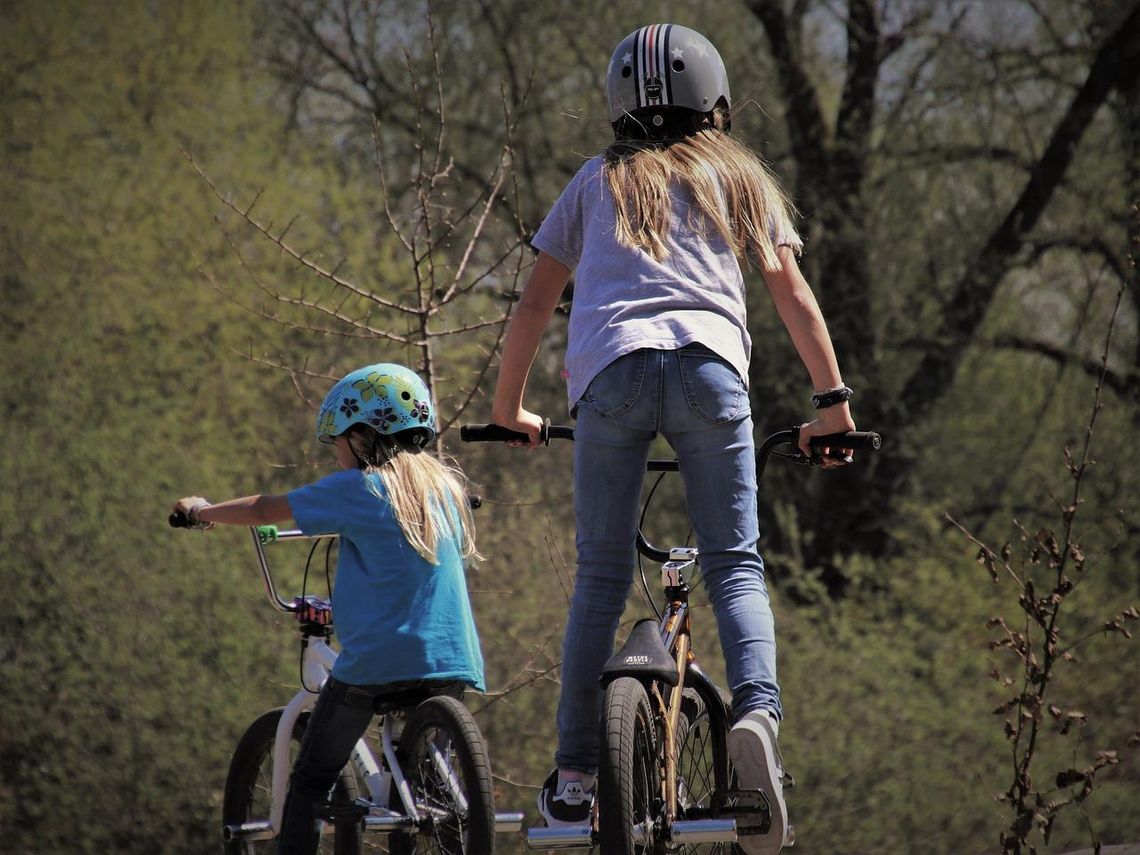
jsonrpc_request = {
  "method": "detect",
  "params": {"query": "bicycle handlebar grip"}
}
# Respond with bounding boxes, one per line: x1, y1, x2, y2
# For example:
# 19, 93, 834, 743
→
806, 430, 882, 451
169, 511, 190, 528
459, 423, 548, 445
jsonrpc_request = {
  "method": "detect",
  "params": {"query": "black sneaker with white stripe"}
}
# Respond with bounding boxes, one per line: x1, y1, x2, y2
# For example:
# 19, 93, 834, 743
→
537, 769, 594, 828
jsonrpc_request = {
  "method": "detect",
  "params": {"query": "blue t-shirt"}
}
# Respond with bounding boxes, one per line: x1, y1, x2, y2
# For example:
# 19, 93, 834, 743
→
287, 469, 485, 690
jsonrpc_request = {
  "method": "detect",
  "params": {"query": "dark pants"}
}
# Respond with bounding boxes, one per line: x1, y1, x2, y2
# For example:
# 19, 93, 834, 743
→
277, 676, 465, 855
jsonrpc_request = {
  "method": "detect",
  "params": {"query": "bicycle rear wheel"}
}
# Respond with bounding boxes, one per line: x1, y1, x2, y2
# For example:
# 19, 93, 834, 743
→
388, 695, 495, 854
598, 677, 663, 854
222, 708, 362, 855
676, 688, 740, 854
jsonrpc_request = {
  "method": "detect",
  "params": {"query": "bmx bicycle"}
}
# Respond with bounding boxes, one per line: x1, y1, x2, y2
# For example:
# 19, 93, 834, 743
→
460, 422, 880, 853
169, 514, 525, 853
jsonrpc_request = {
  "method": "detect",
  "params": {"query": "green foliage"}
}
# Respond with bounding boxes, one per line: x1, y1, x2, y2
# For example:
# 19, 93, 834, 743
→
0, 2, 324, 850
2, 2, 1138, 854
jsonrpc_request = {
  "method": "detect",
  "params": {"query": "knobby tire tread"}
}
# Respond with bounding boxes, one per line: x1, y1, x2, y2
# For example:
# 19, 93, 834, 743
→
389, 695, 495, 855
222, 707, 361, 855
599, 677, 660, 855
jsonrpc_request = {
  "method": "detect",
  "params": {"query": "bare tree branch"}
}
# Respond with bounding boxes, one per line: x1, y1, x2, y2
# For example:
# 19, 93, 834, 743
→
898, 4, 1140, 423
183, 148, 419, 316
992, 334, 1139, 399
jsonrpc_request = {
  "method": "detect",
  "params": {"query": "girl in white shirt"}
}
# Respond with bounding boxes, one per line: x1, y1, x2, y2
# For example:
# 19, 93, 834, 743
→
492, 24, 856, 855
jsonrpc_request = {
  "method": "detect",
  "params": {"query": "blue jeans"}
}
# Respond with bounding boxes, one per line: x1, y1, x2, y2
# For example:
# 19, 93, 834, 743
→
278, 677, 465, 855
556, 345, 781, 774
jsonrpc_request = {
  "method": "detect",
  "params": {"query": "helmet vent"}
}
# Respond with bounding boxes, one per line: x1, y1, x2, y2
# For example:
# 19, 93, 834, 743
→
622, 65, 632, 78
672, 59, 685, 72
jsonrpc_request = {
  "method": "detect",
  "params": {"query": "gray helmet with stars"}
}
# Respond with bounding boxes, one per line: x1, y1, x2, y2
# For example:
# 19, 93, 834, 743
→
606, 24, 731, 127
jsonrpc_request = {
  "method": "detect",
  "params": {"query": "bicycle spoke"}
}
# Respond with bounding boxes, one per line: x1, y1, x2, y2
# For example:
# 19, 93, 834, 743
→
676, 696, 736, 855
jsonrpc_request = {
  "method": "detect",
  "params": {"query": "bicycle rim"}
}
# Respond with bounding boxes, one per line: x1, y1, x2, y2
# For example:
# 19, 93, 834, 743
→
389, 696, 495, 855
676, 690, 739, 855
222, 709, 363, 855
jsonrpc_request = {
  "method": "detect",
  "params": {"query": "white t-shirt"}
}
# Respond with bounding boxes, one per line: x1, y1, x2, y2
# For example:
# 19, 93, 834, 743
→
531, 155, 801, 411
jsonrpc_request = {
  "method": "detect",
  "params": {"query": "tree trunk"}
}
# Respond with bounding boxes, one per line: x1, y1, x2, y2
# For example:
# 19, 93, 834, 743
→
747, 0, 1140, 577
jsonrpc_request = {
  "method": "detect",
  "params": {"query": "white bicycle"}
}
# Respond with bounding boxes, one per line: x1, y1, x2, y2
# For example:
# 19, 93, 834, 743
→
171, 519, 523, 854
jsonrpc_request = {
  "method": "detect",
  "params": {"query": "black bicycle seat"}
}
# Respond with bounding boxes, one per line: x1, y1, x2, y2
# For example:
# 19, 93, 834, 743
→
372, 681, 465, 715
600, 619, 679, 687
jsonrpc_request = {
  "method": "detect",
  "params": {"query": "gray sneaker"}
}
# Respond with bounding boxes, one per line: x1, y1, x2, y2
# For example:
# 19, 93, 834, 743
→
727, 710, 790, 854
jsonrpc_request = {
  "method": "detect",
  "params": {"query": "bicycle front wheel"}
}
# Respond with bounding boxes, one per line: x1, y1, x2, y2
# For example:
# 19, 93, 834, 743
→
389, 695, 495, 855
598, 677, 663, 854
222, 708, 362, 855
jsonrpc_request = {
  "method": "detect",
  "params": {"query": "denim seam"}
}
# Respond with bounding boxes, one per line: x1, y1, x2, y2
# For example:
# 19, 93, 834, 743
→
655, 350, 665, 425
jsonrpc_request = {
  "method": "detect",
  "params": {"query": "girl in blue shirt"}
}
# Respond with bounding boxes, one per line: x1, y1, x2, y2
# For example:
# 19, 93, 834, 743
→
173, 363, 484, 855
492, 24, 856, 855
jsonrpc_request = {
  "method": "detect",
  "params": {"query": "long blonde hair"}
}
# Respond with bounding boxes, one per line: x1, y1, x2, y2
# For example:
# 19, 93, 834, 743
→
604, 110, 798, 271
347, 427, 479, 565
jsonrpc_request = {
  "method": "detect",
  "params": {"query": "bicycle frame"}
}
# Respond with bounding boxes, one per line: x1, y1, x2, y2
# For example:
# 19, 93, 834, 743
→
223, 526, 524, 844
654, 549, 740, 846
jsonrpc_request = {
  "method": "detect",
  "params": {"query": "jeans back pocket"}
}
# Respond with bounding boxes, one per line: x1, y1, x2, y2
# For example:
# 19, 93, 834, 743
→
677, 346, 746, 425
579, 349, 649, 420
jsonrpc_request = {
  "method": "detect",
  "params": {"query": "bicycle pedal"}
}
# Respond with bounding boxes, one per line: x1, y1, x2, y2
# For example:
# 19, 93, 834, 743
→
715, 790, 771, 833
717, 790, 768, 812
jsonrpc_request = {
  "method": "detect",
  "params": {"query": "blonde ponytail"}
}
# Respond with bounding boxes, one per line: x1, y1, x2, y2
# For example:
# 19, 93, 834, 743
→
604, 120, 799, 271
347, 428, 479, 564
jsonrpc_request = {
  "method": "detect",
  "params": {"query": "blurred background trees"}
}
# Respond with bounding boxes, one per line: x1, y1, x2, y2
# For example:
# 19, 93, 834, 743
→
2, 1, 1137, 852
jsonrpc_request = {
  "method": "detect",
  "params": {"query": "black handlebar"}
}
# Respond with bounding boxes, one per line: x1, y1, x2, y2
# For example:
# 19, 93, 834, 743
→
807, 430, 881, 451
460, 423, 880, 454
459, 422, 575, 445
461, 422, 884, 565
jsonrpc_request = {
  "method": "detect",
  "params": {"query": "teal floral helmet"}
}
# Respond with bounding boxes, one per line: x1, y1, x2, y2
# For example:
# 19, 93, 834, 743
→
316, 363, 436, 451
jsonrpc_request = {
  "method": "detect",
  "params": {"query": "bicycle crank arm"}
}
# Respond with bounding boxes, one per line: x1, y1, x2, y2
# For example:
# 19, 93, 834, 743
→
526, 825, 594, 849
362, 811, 523, 835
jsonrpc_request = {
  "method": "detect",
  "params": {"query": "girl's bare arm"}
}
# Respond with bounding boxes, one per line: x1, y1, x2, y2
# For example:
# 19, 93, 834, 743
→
173, 494, 293, 527
762, 246, 856, 458
491, 251, 572, 443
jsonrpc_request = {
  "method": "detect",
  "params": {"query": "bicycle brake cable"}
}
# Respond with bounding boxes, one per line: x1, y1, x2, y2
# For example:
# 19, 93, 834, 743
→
298, 538, 323, 693
638, 469, 669, 621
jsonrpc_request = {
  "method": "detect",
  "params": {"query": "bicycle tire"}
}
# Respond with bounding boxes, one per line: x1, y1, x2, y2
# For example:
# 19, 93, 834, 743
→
676, 688, 741, 855
222, 708, 362, 855
598, 677, 663, 854
388, 695, 495, 855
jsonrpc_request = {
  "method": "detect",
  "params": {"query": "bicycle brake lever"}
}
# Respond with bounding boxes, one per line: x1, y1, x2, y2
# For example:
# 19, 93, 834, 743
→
774, 449, 816, 467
